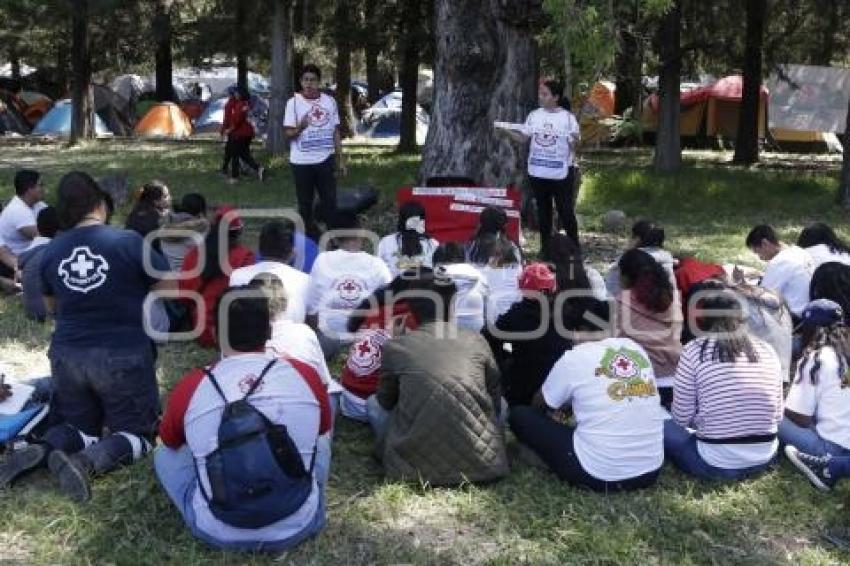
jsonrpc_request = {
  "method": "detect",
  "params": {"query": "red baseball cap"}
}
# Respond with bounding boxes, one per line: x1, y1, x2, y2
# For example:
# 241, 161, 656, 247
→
215, 204, 244, 231
519, 262, 557, 293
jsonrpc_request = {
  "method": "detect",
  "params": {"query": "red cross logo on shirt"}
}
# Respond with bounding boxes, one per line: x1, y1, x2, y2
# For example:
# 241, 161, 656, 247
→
357, 341, 372, 357
616, 357, 631, 372
308, 103, 330, 127
347, 331, 386, 375
336, 277, 364, 303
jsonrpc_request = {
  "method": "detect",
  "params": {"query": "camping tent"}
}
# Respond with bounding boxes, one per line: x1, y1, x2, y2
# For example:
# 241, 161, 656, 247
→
93, 84, 134, 135
768, 64, 850, 152
135, 102, 192, 138
0, 89, 32, 135
31, 100, 112, 137
643, 75, 768, 139
357, 91, 429, 144
193, 95, 269, 137
575, 81, 616, 144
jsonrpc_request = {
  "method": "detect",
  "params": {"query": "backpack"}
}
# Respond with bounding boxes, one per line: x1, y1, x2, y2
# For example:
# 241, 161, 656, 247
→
195, 359, 316, 529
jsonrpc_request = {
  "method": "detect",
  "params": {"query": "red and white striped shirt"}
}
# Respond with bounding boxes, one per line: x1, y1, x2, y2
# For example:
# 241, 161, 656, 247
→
672, 336, 783, 440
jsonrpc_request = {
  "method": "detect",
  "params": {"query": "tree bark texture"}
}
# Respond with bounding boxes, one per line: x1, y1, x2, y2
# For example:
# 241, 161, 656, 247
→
733, 0, 766, 165
70, 0, 93, 144
653, 1, 682, 173
614, 2, 641, 117
153, 0, 174, 102
268, 0, 293, 156
364, 0, 382, 103
840, 95, 850, 208
398, 0, 423, 153
420, 0, 544, 187
236, 0, 248, 92
334, 0, 356, 138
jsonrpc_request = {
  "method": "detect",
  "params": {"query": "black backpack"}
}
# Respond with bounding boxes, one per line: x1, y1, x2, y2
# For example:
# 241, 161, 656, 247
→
195, 359, 316, 529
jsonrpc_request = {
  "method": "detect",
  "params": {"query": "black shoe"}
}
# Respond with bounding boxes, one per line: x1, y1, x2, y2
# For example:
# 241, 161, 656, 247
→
48, 450, 91, 503
785, 445, 836, 491
0, 444, 48, 488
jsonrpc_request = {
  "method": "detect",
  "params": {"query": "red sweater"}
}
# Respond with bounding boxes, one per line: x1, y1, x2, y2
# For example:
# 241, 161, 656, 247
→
179, 245, 256, 348
221, 97, 254, 139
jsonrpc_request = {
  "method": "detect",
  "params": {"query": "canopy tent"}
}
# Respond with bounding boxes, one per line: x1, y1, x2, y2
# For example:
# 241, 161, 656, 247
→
768, 64, 850, 152
31, 100, 112, 137
135, 102, 192, 138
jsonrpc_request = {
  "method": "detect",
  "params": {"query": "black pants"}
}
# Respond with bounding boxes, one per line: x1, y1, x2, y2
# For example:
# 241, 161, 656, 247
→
223, 136, 260, 178
292, 156, 337, 230
509, 406, 660, 492
530, 167, 579, 255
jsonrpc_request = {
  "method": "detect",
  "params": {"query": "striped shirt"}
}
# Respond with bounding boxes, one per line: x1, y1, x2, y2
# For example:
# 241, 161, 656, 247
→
672, 336, 783, 440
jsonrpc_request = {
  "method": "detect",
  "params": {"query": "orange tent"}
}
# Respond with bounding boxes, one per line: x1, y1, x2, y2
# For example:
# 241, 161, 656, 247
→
575, 81, 616, 144
135, 102, 193, 138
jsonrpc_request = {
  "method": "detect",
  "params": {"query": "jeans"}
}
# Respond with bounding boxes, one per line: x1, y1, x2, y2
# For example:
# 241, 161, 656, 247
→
366, 395, 391, 446
292, 156, 337, 231
509, 406, 659, 492
778, 418, 850, 457
663, 420, 775, 480
154, 436, 331, 552
530, 169, 579, 253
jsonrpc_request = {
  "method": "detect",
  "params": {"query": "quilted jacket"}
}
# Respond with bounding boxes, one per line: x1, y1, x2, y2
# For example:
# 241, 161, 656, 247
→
377, 322, 509, 485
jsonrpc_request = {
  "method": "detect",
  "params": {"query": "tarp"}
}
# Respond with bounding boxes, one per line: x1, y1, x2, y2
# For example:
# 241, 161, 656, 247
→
31, 99, 112, 137
135, 102, 192, 138
768, 64, 850, 133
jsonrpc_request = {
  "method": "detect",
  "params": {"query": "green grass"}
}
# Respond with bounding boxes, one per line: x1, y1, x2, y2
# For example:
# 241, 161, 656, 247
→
0, 141, 849, 564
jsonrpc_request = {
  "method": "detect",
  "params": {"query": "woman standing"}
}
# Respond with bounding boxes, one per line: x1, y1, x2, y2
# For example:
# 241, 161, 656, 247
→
221, 87, 264, 184
501, 79, 580, 258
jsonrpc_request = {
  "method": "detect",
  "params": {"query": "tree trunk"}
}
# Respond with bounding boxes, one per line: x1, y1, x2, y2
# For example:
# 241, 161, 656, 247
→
70, 0, 93, 144
733, 0, 766, 165
813, 1, 838, 66
334, 0, 356, 138
268, 0, 293, 156
653, 1, 681, 173
9, 49, 20, 81
614, 2, 641, 116
398, 0, 422, 153
236, 0, 248, 92
840, 96, 850, 208
420, 0, 543, 186
364, 0, 382, 103
153, 0, 174, 102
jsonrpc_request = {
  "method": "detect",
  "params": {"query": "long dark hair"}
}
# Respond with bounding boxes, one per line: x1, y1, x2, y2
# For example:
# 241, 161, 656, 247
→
631, 219, 665, 248
540, 78, 571, 112
201, 219, 241, 282
798, 223, 850, 256
810, 262, 850, 315
619, 249, 673, 313
56, 171, 106, 229
548, 233, 590, 292
797, 323, 850, 385
396, 201, 430, 258
135, 181, 167, 209
466, 206, 519, 265
695, 287, 758, 364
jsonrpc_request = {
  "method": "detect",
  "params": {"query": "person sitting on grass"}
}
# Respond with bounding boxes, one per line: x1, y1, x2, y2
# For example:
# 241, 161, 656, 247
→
306, 211, 392, 360
605, 219, 677, 296
780, 300, 850, 459
377, 200, 440, 278
155, 288, 331, 552
466, 206, 523, 326
797, 222, 850, 269
486, 262, 571, 407
548, 233, 607, 301
124, 181, 172, 246
160, 192, 209, 272
665, 287, 783, 481
19, 206, 60, 322
366, 268, 509, 485
230, 219, 310, 323
0, 169, 46, 259
431, 241, 488, 331
0, 171, 174, 502
744, 224, 814, 320
509, 298, 665, 492
612, 249, 682, 407
179, 205, 255, 348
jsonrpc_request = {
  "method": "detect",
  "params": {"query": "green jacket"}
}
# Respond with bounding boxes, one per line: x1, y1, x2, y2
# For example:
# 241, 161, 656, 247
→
377, 322, 509, 485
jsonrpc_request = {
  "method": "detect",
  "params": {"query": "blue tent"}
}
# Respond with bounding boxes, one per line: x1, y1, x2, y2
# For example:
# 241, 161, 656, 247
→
32, 100, 112, 137
193, 95, 269, 137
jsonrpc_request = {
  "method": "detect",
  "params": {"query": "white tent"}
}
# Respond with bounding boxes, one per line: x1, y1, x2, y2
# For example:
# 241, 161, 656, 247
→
0, 62, 36, 78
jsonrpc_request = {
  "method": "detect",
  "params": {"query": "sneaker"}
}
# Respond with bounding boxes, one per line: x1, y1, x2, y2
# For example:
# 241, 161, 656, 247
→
0, 444, 48, 488
258, 166, 266, 182
785, 445, 835, 491
48, 450, 91, 503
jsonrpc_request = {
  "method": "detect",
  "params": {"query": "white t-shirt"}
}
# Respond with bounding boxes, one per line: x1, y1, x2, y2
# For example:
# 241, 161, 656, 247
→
441, 263, 489, 332
0, 196, 40, 256
786, 346, 850, 450
184, 353, 323, 544
307, 249, 393, 340
283, 93, 340, 165
542, 337, 666, 481
377, 233, 439, 278
229, 260, 310, 323
760, 245, 814, 316
479, 264, 522, 327
804, 244, 850, 269
525, 108, 579, 180
265, 318, 342, 393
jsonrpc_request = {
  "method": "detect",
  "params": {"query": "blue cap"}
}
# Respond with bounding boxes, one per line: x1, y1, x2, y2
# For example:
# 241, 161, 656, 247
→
800, 299, 844, 328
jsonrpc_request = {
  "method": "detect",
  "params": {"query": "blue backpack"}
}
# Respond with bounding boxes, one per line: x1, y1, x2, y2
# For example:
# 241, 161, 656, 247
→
196, 359, 316, 529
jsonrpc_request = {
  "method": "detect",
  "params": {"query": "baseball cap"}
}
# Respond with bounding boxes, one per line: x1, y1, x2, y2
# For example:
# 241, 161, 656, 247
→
215, 204, 244, 231
797, 299, 844, 329
519, 262, 557, 294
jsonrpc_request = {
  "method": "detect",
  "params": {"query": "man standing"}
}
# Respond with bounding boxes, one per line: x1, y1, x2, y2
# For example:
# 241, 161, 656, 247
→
283, 64, 347, 237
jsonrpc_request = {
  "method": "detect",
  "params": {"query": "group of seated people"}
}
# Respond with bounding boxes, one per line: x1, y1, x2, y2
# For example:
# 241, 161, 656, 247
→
2, 167, 850, 552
